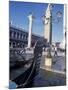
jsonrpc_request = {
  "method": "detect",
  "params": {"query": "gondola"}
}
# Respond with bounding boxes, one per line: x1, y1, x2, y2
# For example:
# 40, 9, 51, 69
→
9, 41, 43, 88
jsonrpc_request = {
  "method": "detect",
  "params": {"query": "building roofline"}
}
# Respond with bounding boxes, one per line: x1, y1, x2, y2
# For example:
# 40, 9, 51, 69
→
10, 24, 43, 38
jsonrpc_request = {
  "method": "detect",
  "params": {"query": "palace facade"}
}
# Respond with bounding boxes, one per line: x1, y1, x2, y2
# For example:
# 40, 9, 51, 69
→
9, 25, 46, 48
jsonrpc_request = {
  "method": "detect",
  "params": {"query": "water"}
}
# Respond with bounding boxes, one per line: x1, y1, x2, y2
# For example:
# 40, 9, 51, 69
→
9, 81, 17, 89
9, 50, 66, 88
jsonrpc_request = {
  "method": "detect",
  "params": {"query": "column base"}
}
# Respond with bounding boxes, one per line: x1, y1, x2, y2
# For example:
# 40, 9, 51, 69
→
45, 57, 52, 69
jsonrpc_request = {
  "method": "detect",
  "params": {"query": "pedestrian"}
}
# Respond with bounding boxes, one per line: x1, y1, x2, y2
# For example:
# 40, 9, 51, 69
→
54, 46, 57, 56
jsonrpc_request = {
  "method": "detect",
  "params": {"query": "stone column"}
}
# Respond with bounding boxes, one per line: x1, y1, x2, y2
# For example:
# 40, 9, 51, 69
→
42, 4, 52, 69
43, 4, 52, 44
10, 42, 13, 48
15, 32, 17, 38
11, 32, 14, 38
63, 4, 67, 48
27, 14, 34, 48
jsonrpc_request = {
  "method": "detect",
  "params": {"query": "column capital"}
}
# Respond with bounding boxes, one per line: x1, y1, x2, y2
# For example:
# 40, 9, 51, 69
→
28, 14, 34, 21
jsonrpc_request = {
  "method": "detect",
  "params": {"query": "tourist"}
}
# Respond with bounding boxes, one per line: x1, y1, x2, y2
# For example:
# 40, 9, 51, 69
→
54, 46, 58, 56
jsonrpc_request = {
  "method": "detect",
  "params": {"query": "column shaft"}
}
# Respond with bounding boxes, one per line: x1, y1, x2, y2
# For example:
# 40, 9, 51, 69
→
28, 15, 33, 48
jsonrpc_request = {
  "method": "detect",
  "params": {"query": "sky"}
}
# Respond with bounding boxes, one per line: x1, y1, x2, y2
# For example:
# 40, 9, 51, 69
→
9, 1, 64, 43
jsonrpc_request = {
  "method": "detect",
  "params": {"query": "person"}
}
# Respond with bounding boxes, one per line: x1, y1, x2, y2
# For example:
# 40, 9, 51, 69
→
54, 46, 57, 56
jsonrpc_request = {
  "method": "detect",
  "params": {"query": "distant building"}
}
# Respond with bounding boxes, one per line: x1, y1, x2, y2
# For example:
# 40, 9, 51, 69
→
9, 25, 47, 48
55, 42, 60, 48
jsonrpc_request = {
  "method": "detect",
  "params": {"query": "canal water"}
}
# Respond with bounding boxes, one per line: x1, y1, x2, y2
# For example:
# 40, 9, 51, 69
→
9, 51, 66, 88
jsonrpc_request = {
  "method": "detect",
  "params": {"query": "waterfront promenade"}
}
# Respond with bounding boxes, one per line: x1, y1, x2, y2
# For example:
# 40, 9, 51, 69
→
32, 50, 66, 87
